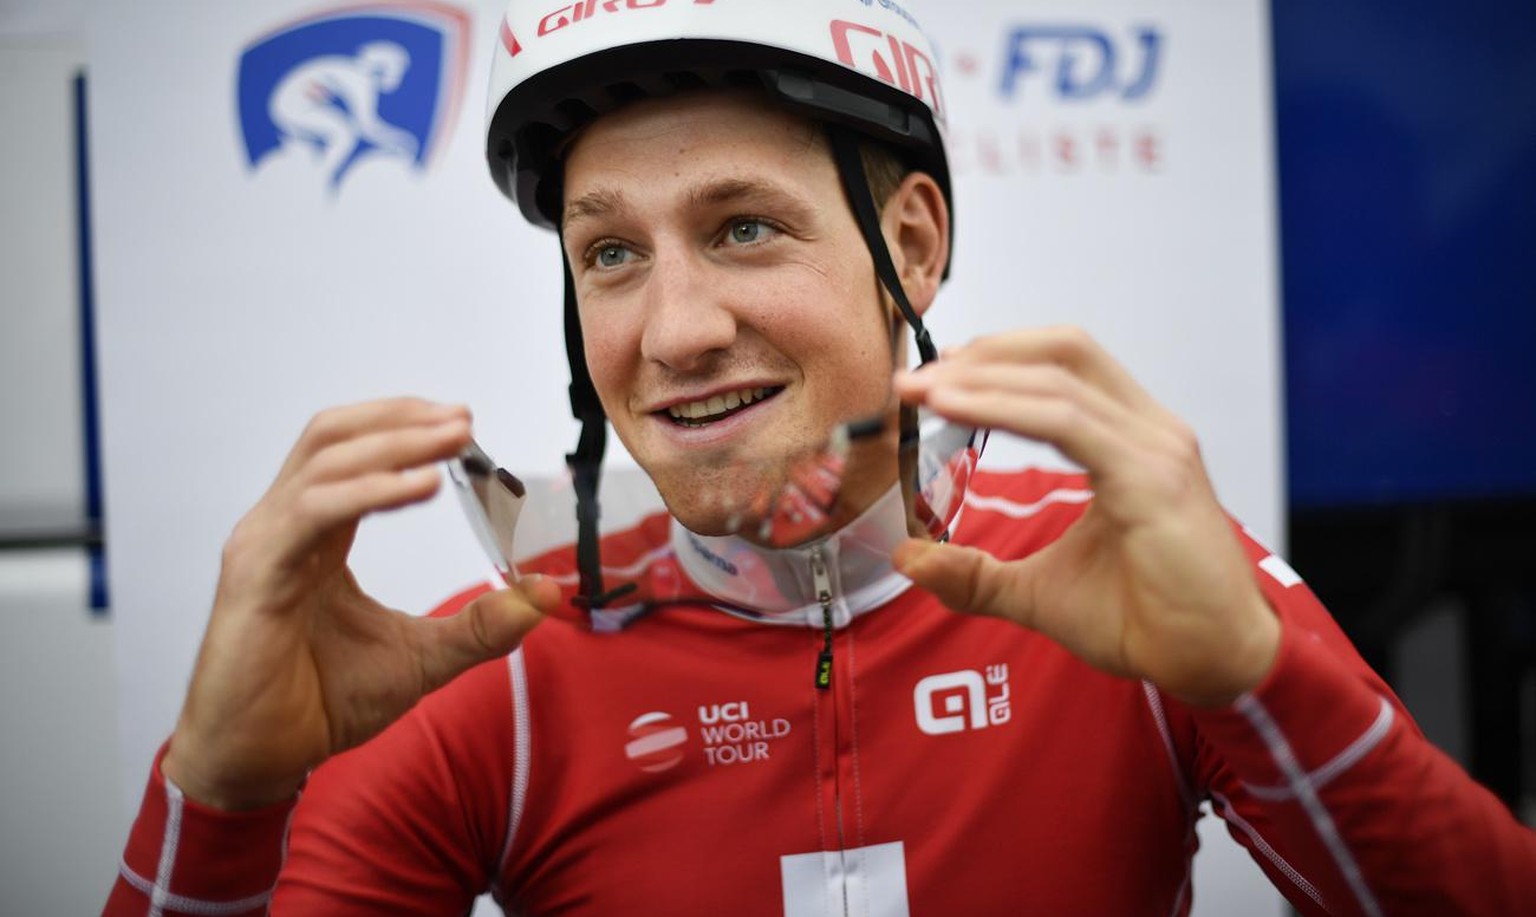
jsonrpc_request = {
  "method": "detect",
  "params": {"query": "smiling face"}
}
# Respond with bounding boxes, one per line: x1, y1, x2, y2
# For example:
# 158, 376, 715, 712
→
560, 90, 943, 540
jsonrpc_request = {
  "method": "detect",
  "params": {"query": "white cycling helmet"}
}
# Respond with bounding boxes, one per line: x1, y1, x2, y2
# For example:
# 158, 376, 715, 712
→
479, 0, 959, 608
484, 0, 951, 233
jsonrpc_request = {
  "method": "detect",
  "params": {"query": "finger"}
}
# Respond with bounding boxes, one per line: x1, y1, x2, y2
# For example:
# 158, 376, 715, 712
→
892, 538, 1035, 625
283, 399, 470, 476
284, 467, 444, 546
905, 360, 1190, 461
920, 384, 1132, 474
899, 362, 1119, 423
946, 327, 1162, 415
413, 575, 561, 694
301, 417, 472, 486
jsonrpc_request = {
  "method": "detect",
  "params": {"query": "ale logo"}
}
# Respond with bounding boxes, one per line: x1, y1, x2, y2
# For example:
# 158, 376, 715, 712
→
914, 665, 1011, 736
236, 2, 471, 192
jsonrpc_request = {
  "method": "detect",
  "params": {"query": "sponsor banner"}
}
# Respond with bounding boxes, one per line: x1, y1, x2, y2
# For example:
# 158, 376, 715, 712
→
92, 2, 1278, 913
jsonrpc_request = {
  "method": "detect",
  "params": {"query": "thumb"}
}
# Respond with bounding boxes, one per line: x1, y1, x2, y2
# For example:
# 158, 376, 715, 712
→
414, 575, 561, 694
892, 538, 1031, 624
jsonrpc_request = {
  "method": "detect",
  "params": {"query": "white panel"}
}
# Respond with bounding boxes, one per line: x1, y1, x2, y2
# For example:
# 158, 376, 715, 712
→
781, 842, 909, 917
0, 41, 85, 526
0, 1, 86, 38
0, 550, 124, 917
0, 31, 123, 917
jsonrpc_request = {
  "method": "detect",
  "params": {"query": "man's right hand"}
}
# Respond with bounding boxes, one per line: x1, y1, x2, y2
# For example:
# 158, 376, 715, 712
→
162, 398, 560, 811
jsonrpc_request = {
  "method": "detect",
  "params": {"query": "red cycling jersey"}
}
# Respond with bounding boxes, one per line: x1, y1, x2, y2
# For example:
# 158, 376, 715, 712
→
107, 468, 1536, 915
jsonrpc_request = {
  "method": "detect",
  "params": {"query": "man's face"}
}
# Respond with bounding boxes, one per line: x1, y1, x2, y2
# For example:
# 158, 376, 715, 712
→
561, 91, 898, 538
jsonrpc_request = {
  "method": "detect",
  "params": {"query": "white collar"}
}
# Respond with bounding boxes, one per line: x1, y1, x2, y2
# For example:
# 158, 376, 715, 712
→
669, 485, 914, 629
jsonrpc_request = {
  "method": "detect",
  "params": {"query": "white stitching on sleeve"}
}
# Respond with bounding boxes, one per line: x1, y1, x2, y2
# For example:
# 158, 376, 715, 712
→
1209, 791, 1329, 912
118, 859, 275, 916
1244, 697, 1395, 801
135, 773, 286, 915
496, 648, 533, 882
1141, 681, 1196, 810
147, 778, 186, 917
1236, 695, 1384, 917
1141, 682, 1200, 917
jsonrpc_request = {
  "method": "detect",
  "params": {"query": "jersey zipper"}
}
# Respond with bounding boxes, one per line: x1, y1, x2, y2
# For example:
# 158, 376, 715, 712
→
808, 545, 854, 915
811, 546, 835, 690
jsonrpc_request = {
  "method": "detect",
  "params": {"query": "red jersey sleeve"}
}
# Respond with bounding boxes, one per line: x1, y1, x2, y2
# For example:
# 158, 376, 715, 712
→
105, 586, 520, 916
103, 743, 293, 916
1187, 532, 1536, 916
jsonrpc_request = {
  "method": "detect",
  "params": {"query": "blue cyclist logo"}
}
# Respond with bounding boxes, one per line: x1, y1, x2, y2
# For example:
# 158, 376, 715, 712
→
236, 2, 470, 191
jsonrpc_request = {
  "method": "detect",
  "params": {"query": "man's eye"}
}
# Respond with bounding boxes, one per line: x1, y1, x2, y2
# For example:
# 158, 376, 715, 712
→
595, 245, 630, 268
728, 220, 772, 245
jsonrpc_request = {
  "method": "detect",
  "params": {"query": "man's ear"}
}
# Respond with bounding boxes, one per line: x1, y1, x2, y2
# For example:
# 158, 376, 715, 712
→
880, 171, 950, 318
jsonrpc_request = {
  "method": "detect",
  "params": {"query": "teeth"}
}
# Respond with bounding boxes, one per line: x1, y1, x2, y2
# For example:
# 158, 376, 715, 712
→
667, 387, 770, 424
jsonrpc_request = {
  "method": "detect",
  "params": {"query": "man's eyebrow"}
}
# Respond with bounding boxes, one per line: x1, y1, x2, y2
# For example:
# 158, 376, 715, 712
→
687, 178, 806, 212
562, 178, 811, 232
562, 187, 627, 231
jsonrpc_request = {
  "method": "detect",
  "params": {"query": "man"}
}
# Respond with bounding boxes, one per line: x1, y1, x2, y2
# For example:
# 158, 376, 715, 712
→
108, 2, 1535, 915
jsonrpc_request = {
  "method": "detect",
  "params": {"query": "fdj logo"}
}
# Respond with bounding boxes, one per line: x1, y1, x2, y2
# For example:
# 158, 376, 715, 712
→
914, 665, 1010, 736
1000, 26, 1162, 102
236, 3, 471, 191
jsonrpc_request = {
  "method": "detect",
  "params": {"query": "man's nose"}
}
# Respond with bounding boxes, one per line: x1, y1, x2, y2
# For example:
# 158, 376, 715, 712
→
638, 250, 737, 372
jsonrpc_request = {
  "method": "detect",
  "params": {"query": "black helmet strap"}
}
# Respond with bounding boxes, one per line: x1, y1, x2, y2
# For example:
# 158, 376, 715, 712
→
825, 124, 939, 366
826, 124, 942, 539
560, 243, 635, 609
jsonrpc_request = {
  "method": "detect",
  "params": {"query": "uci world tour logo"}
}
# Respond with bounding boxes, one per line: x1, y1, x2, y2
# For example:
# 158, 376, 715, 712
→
236, 2, 471, 192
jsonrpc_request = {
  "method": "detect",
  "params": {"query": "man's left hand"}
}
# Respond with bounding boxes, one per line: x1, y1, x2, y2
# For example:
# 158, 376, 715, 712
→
891, 327, 1279, 708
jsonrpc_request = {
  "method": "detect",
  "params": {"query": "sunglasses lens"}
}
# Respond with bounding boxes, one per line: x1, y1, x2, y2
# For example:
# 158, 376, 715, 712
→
448, 414, 989, 610
448, 440, 526, 581
906, 413, 987, 542
748, 411, 987, 547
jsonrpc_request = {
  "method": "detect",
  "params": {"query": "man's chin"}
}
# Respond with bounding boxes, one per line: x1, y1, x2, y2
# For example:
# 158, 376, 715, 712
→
657, 490, 760, 539
648, 466, 781, 539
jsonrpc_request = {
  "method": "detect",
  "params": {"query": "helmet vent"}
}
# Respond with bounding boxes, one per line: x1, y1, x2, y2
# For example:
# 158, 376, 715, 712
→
604, 81, 649, 107
663, 70, 709, 92
722, 69, 762, 90
553, 98, 598, 131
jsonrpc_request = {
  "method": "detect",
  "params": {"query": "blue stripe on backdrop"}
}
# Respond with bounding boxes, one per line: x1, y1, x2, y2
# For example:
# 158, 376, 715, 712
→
74, 70, 108, 614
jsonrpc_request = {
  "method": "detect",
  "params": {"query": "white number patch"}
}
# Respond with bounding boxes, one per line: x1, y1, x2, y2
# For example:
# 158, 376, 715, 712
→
780, 842, 909, 917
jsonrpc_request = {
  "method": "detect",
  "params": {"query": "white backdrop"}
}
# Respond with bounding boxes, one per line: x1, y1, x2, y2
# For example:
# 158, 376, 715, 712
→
91, 1, 1282, 913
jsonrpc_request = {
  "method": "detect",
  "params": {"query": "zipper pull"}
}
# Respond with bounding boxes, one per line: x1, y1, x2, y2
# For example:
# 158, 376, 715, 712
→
810, 547, 835, 690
